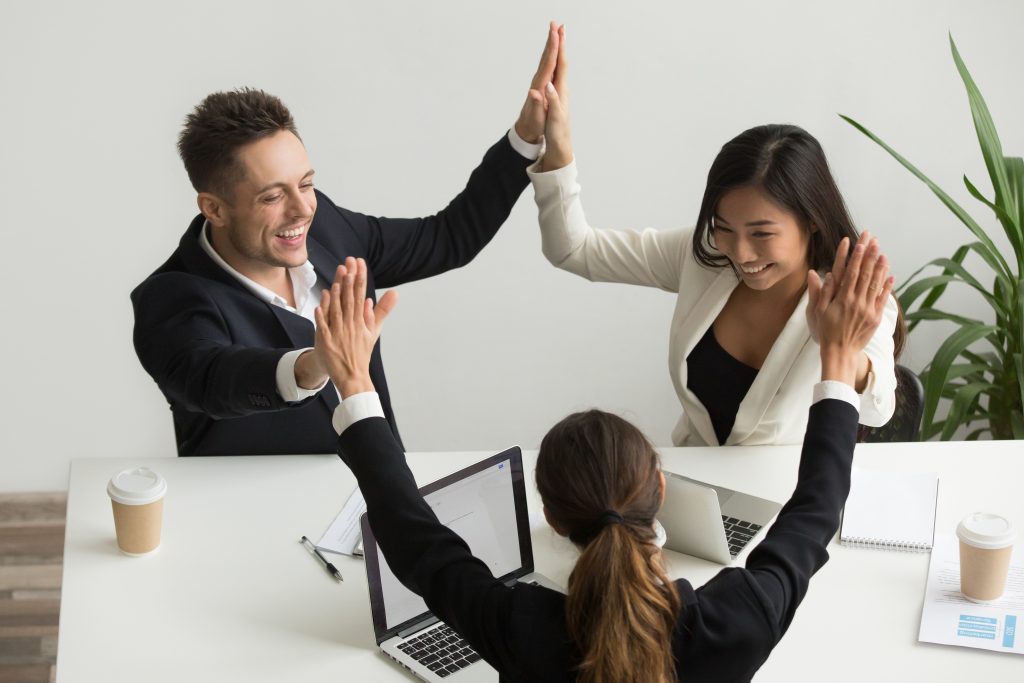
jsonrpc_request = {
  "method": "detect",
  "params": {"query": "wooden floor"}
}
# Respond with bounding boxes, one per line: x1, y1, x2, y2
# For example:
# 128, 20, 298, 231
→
0, 493, 65, 683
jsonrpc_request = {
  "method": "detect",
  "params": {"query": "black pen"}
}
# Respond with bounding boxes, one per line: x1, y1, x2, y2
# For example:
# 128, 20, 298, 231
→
300, 536, 344, 582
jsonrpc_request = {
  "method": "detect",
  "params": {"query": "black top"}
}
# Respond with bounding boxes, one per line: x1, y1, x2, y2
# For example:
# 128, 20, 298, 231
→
338, 398, 859, 682
686, 326, 760, 445
131, 134, 531, 456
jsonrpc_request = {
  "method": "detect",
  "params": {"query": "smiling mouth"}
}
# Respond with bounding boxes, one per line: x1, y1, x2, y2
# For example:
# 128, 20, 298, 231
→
739, 263, 772, 274
275, 225, 306, 240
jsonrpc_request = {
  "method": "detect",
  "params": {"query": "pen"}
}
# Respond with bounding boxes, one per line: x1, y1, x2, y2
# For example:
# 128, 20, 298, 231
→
300, 536, 344, 582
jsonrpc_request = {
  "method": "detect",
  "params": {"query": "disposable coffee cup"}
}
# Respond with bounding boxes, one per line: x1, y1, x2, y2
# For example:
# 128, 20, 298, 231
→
107, 467, 167, 556
956, 512, 1014, 603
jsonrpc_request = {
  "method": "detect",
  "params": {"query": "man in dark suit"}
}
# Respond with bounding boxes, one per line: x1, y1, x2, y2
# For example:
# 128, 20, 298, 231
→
132, 25, 561, 457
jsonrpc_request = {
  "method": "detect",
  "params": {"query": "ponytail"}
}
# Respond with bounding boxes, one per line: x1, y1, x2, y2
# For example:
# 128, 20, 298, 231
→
567, 522, 680, 683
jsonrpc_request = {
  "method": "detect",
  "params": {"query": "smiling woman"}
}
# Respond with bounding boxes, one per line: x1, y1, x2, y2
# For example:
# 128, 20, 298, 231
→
528, 39, 905, 447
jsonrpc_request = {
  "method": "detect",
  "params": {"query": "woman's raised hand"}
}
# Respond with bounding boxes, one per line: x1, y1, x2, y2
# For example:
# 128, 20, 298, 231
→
540, 24, 572, 171
514, 22, 561, 145
806, 232, 894, 385
314, 257, 398, 399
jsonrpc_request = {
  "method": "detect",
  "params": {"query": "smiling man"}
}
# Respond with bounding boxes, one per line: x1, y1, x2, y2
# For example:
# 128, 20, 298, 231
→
131, 26, 560, 457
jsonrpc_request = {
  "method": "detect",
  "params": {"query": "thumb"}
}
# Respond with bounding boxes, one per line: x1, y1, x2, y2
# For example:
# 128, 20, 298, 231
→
369, 289, 399, 332
806, 270, 821, 310
545, 81, 565, 117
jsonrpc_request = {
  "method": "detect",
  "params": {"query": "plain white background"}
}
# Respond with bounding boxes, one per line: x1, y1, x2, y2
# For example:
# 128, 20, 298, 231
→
2, 0, 1022, 492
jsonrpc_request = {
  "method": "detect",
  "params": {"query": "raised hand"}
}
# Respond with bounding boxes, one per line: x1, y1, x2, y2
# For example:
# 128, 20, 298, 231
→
514, 22, 561, 144
539, 24, 572, 171
314, 257, 399, 399
806, 232, 894, 386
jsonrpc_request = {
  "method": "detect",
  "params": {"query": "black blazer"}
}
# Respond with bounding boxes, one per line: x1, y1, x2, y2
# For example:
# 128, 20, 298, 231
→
338, 399, 859, 682
132, 134, 531, 457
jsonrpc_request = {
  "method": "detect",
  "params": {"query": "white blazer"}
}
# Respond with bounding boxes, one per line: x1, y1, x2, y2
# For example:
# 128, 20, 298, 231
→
528, 159, 897, 446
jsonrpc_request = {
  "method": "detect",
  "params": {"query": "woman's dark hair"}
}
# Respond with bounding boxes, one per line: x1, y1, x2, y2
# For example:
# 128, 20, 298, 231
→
692, 123, 906, 357
536, 410, 680, 683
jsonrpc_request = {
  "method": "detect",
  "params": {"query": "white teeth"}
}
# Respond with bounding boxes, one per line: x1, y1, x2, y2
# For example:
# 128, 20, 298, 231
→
276, 226, 305, 238
741, 264, 770, 274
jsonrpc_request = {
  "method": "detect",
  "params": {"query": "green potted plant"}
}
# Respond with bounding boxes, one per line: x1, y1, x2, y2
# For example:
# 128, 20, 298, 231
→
841, 35, 1023, 441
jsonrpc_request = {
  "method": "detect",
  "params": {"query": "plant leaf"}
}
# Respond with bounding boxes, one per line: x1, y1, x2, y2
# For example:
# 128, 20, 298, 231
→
950, 35, 1018, 234
921, 323, 997, 434
964, 174, 1024, 265
839, 113, 1011, 276
1007, 156, 1024, 249
941, 382, 991, 440
905, 308, 984, 328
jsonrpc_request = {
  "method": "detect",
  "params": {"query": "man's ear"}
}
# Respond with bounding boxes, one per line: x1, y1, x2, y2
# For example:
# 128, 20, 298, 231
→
197, 192, 229, 228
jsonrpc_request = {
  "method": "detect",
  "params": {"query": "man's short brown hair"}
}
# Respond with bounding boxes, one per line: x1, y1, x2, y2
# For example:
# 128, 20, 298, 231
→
177, 88, 299, 200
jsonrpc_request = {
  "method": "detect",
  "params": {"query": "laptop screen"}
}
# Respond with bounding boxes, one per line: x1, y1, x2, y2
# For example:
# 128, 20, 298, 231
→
361, 447, 533, 638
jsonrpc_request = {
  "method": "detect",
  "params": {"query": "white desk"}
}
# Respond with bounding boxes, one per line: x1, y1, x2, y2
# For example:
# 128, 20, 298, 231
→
57, 441, 1022, 681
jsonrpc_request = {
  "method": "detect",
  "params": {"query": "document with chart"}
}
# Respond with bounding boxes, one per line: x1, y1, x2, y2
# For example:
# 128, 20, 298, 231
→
918, 533, 1023, 655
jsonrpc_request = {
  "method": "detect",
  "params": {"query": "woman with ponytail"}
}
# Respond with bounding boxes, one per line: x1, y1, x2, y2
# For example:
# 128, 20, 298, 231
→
317, 192, 890, 680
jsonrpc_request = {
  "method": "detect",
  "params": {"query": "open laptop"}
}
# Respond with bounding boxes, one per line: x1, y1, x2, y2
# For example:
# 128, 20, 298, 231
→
360, 446, 560, 682
658, 471, 782, 564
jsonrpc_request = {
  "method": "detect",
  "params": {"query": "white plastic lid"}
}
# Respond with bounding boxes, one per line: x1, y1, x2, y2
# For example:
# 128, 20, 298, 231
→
107, 467, 167, 506
956, 512, 1015, 550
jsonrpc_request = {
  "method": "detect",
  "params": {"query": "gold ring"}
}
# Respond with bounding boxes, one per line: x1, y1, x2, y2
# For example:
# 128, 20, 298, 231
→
869, 283, 882, 292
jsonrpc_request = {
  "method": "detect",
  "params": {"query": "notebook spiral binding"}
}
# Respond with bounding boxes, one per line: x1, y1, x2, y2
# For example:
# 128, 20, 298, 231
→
840, 537, 932, 552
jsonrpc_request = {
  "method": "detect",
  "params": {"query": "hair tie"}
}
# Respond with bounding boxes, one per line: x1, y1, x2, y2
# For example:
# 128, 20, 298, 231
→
569, 509, 625, 546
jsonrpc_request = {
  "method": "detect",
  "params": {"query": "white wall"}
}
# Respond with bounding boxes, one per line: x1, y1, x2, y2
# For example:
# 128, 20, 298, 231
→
2, 0, 1022, 491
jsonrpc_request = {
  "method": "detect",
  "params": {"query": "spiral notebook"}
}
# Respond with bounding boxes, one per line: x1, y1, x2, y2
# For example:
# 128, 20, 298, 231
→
840, 467, 939, 552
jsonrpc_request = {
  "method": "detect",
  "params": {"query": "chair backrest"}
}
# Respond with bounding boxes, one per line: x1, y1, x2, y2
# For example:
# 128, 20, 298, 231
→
859, 365, 924, 443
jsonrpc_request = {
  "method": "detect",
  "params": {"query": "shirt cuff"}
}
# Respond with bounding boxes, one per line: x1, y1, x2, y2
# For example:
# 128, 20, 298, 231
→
276, 349, 328, 402
332, 392, 386, 435
507, 126, 543, 160
812, 381, 861, 412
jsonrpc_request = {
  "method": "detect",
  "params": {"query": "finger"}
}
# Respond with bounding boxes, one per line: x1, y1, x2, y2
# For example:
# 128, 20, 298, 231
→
854, 239, 881, 300
553, 24, 568, 100
531, 22, 559, 89
354, 258, 368, 315
806, 270, 821, 311
340, 268, 355, 324
841, 239, 867, 297
877, 275, 896, 314
374, 289, 399, 331
831, 236, 849, 286
545, 82, 564, 118
867, 252, 889, 299
821, 271, 836, 309
315, 291, 329, 333
330, 281, 344, 330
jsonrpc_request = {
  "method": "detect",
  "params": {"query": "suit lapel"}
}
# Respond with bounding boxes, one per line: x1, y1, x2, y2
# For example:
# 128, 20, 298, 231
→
675, 269, 740, 447
726, 289, 812, 444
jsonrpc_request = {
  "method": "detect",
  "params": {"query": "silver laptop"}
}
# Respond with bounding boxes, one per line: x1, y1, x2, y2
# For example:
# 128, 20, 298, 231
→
658, 471, 782, 564
360, 447, 560, 682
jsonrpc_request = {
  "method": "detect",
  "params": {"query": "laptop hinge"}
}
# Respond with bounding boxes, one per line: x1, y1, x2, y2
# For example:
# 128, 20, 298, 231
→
397, 615, 439, 639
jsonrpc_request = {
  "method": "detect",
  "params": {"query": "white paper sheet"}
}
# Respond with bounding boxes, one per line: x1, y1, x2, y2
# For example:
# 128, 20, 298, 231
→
918, 533, 1023, 654
316, 487, 365, 556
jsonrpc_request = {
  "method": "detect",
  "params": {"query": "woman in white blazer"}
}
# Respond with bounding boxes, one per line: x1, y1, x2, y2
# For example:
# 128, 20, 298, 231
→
526, 31, 903, 447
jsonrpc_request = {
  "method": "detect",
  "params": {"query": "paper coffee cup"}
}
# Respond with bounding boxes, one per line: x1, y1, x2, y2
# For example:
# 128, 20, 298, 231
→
107, 467, 167, 556
956, 512, 1014, 603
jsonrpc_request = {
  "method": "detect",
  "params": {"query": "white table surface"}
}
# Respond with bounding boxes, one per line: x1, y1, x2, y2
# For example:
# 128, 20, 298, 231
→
57, 440, 1023, 681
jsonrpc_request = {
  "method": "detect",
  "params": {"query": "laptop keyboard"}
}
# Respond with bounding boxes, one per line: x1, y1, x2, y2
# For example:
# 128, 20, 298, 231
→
397, 623, 482, 678
722, 516, 762, 557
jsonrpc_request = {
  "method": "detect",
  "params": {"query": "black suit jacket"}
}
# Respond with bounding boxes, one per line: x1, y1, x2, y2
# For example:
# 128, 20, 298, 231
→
132, 134, 531, 456
339, 399, 859, 682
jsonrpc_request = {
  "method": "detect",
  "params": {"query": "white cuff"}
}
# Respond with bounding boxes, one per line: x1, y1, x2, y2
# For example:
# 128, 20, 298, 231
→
812, 381, 861, 412
507, 126, 543, 160
276, 349, 328, 402
332, 392, 386, 435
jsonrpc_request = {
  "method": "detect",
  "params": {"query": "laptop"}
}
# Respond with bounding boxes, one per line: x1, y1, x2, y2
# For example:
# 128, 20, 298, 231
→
658, 471, 782, 564
360, 446, 560, 681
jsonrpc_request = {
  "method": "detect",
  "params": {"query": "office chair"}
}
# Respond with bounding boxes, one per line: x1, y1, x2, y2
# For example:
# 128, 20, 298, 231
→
859, 364, 924, 443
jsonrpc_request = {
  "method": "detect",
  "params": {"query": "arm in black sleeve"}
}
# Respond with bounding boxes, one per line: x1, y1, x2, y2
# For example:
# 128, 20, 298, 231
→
324, 134, 531, 288
131, 274, 310, 418
740, 398, 859, 635
337, 417, 524, 672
